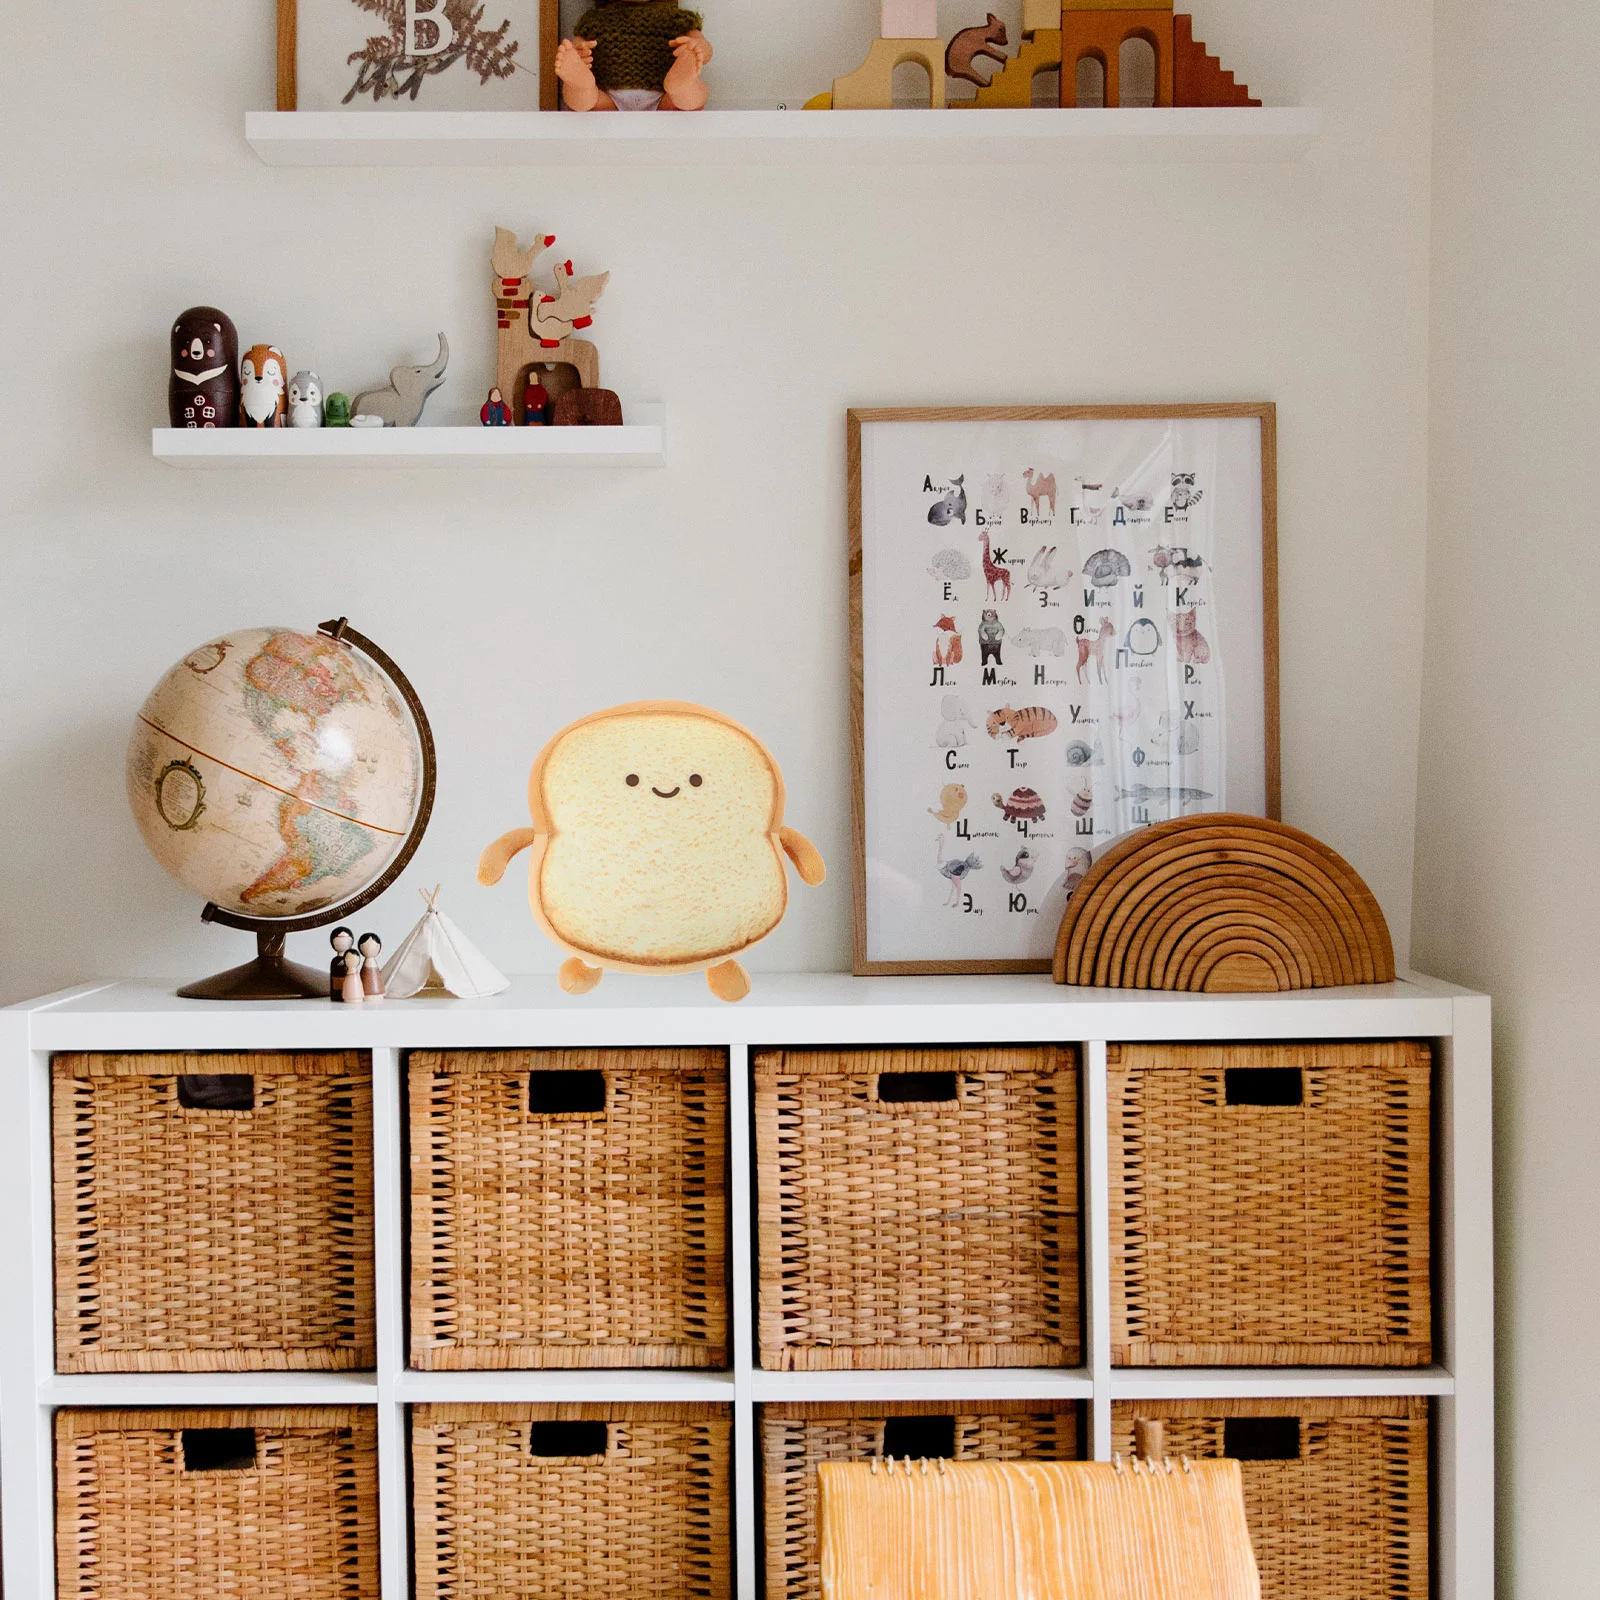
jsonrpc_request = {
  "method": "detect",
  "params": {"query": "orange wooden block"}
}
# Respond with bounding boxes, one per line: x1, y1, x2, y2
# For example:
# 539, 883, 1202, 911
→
1057, 7, 1173, 106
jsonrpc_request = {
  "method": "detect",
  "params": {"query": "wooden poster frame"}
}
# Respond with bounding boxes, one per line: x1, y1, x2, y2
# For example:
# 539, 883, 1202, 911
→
275, 0, 562, 111
848, 403, 1280, 977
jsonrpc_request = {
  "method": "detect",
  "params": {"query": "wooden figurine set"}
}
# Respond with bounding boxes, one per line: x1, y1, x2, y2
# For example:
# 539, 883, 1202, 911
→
804, 0, 1257, 110
486, 227, 624, 427
329, 927, 386, 1003
167, 308, 446, 429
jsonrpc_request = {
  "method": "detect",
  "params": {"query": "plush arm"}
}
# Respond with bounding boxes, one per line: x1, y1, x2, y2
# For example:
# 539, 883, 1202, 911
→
477, 828, 539, 886
779, 826, 826, 886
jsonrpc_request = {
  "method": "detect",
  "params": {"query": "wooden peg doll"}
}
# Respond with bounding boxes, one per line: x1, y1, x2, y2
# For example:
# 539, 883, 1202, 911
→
481, 386, 512, 425
341, 949, 366, 1005
358, 932, 385, 1000
329, 926, 355, 999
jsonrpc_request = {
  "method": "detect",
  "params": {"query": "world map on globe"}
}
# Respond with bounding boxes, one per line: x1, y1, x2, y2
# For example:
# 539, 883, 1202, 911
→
127, 627, 423, 919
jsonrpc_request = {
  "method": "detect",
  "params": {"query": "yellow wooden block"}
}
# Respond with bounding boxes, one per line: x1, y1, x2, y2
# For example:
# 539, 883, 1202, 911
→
803, 90, 834, 108
1021, 0, 1058, 33
966, 28, 1061, 105
831, 37, 946, 108
1061, 0, 1171, 9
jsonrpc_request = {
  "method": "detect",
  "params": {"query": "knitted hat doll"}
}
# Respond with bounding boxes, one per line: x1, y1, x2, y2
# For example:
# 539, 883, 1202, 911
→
555, 0, 712, 111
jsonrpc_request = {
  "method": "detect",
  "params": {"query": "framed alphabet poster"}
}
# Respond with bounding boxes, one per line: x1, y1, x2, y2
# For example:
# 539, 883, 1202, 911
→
849, 404, 1279, 975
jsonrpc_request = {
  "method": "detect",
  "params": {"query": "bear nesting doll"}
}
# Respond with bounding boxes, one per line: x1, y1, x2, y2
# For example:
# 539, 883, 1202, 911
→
239, 344, 288, 427
478, 701, 825, 1002
169, 307, 239, 428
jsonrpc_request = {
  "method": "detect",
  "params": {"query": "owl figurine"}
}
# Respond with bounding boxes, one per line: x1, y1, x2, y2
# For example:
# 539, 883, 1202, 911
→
287, 370, 324, 428
239, 344, 287, 428
169, 307, 239, 428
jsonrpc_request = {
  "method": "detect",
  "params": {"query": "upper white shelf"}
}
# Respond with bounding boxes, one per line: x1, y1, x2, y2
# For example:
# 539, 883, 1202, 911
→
245, 107, 1322, 167
151, 405, 665, 469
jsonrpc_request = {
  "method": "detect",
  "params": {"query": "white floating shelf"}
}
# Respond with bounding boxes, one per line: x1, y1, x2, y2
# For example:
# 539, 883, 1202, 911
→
245, 107, 1322, 167
151, 405, 665, 469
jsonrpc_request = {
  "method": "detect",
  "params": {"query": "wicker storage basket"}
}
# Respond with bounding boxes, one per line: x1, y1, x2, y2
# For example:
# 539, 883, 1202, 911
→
755, 1046, 1079, 1370
761, 1400, 1081, 1600
409, 1048, 727, 1368
1110, 1398, 1429, 1600
1109, 1041, 1432, 1366
55, 1407, 378, 1600
413, 1403, 731, 1600
52, 1052, 374, 1372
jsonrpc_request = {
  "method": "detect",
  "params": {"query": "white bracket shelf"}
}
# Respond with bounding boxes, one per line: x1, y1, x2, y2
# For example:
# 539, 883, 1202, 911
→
245, 107, 1322, 167
152, 406, 666, 468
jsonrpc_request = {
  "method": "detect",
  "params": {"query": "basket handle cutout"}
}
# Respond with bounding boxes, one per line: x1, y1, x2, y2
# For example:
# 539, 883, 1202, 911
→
1223, 1067, 1302, 1107
181, 1428, 257, 1471
177, 1074, 255, 1111
529, 1069, 606, 1115
877, 1072, 959, 1105
881, 1416, 957, 1459
1223, 1417, 1301, 1460
529, 1420, 610, 1458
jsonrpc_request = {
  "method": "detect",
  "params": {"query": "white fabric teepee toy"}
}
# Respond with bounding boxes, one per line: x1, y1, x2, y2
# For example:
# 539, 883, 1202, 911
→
380, 886, 510, 999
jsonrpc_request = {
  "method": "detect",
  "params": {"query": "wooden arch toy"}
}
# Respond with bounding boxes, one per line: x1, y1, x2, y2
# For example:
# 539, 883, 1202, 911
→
1051, 813, 1394, 992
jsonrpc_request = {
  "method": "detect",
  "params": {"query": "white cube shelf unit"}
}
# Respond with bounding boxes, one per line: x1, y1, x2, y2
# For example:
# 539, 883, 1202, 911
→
0, 971, 1491, 1600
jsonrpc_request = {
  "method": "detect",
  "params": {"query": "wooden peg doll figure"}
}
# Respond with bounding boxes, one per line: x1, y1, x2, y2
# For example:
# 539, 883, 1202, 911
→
358, 932, 385, 1000
555, 0, 712, 111
480, 386, 511, 425
522, 373, 550, 425
341, 949, 366, 1005
329, 926, 355, 999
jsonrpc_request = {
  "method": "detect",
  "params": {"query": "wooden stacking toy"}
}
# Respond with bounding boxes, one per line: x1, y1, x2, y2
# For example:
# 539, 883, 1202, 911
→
1052, 813, 1393, 992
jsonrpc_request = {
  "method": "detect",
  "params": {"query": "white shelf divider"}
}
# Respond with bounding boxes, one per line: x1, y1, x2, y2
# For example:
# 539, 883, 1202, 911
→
151, 405, 665, 469
245, 107, 1322, 168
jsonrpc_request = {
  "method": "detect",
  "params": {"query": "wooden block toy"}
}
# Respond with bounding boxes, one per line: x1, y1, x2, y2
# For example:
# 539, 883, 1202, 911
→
831, 37, 946, 108
1057, 5, 1173, 105
963, 26, 1059, 104
880, 0, 938, 38
551, 388, 624, 426
1021, 0, 1058, 33
1173, 12, 1259, 104
492, 227, 603, 417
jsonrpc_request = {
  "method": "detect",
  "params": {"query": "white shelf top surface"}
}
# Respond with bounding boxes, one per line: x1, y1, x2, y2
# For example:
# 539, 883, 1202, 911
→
152, 405, 665, 468
245, 107, 1322, 167
11, 970, 1480, 1051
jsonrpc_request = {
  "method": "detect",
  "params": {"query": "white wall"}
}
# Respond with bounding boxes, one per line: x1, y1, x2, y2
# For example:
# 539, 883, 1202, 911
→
0, 0, 1434, 1001
1414, 0, 1600, 1588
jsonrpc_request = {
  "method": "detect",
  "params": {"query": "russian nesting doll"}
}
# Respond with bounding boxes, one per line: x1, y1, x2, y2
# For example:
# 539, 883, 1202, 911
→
288, 370, 324, 427
169, 307, 240, 428
240, 344, 288, 427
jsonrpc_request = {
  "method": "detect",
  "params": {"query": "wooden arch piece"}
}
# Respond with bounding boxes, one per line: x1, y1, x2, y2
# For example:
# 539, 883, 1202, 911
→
1052, 814, 1394, 991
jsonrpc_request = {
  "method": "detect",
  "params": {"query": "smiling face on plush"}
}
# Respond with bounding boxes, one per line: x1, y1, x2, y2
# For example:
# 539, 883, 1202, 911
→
531, 705, 788, 968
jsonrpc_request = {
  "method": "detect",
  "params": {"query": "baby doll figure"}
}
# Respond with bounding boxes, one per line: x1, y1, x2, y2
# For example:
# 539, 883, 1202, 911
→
556, 0, 712, 111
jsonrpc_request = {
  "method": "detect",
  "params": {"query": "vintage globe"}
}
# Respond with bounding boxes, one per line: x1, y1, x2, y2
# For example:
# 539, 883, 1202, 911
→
127, 626, 426, 921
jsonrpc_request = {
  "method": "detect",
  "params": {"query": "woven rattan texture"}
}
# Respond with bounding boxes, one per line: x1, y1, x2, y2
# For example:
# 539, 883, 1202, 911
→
55, 1407, 379, 1600
1111, 1398, 1429, 1600
409, 1049, 727, 1368
413, 1403, 731, 1600
52, 1053, 375, 1372
755, 1046, 1080, 1369
1109, 1041, 1432, 1366
761, 1400, 1080, 1600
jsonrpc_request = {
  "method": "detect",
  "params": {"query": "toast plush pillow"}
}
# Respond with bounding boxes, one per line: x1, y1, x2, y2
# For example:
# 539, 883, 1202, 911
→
478, 701, 824, 1001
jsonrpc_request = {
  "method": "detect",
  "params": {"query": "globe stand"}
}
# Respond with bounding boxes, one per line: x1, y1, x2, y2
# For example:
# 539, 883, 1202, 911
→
177, 929, 329, 1001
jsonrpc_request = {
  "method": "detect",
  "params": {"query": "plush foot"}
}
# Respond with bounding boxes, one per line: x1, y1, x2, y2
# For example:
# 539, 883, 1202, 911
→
559, 957, 604, 994
661, 32, 710, 109
556, 38, 614, 111
706, 959, 750, 1002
